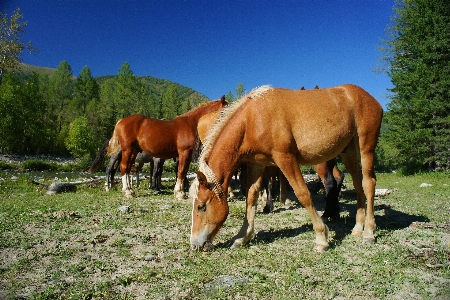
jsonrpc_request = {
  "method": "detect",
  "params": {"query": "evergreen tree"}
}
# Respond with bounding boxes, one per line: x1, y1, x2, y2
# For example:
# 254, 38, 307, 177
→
73, 65, 99, 116
236, 82, 246, 99
48, 61, 74, 132
380, 0, 450, 171
113, 62, 148, 118
161, 84, 181, 119
225, 91, 235, 103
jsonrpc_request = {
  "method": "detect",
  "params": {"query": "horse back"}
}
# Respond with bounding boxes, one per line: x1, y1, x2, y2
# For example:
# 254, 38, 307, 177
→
239, 85, 382, 164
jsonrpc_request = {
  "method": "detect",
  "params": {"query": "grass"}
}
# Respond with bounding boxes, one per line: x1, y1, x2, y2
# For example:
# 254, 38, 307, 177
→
0, 171, 449, 299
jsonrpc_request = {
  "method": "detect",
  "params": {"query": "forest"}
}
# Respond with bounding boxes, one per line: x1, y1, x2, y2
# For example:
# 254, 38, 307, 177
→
0, 61, 210, 159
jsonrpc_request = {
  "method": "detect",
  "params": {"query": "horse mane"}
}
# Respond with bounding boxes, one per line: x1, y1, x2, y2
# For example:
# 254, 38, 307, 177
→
199, 85, 272, 164
189, 85, 272, 200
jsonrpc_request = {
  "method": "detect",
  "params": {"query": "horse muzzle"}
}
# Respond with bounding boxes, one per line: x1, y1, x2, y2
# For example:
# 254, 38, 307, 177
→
191, 240, 214, 252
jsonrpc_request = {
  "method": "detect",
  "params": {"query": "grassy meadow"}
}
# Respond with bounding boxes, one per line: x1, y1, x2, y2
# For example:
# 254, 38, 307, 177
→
0, 167, 449, 299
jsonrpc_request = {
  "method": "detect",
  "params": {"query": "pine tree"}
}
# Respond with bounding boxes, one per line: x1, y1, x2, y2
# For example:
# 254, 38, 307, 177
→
380, 0, 450, 171
73, 65, 99, 116
161, 84, 181, 119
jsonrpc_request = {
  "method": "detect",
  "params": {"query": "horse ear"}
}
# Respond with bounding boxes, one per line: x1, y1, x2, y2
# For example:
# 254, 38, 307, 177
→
196, 171, 208, 187
314, 85, 319, 89
220, 95, 226, 104
300, 86, 305, 90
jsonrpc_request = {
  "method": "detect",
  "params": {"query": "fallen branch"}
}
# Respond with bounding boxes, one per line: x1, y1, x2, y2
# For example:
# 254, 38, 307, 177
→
30, 177, 104, 194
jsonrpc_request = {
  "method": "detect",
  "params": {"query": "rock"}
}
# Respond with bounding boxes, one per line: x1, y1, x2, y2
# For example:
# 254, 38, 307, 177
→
144, 254, 156, 261
375, 189, 392, 196
118, 206, 130, 212
419, 183, 432, 187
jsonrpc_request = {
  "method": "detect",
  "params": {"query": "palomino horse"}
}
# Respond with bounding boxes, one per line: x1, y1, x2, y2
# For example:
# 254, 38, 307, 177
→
190, 85, 382, 252
197, 94, 344, 219
107, 96, 227, 198
261, 85, 345, 219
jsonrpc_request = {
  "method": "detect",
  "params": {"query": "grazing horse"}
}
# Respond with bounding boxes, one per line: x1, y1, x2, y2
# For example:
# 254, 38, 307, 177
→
189, 84, 383, 252
107, 96, 228, 198
262, 85, 345, 219
89, 145, 164, 191
198, 94, 344, 219
105, 151, 165, 192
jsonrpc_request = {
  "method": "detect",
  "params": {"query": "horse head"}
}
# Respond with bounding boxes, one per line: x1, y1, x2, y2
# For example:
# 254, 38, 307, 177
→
190, 170, 229, 251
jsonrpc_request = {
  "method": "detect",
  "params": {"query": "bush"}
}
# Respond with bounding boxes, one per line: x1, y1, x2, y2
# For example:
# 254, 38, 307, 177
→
21, 159, 57, 171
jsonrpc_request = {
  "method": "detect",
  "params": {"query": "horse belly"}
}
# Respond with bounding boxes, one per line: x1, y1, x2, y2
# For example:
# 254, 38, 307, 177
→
292, 122, 354, 165
265, 95, 355, 165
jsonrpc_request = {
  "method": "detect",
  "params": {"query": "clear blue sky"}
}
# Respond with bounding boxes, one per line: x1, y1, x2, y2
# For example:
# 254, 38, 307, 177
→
3, 0, 394, 108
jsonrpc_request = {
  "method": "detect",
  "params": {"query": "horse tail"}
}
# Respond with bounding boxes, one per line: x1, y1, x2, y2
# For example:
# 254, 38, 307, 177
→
88, 139, 110, 173
106, 126, 122, 157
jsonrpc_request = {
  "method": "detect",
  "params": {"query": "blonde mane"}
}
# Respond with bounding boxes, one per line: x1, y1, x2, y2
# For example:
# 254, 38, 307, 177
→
190, 85, 273, 200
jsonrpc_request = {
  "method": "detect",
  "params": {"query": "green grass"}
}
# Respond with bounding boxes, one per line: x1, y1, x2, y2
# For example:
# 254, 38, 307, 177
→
0, 172, 449, 299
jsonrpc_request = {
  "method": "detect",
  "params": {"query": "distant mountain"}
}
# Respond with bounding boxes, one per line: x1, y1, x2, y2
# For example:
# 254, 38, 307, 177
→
17, 63, 210, 103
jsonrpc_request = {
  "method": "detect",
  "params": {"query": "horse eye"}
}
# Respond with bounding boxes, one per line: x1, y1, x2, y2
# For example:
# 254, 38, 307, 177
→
197, 204, 206, 212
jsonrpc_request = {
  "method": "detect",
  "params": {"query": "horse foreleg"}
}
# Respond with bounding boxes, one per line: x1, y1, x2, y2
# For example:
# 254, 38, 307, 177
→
174, 152, 191, 200
120, 149, 136, 198
230, 164, 264, 248
274, 154, 329, 252
262, 167, 274, 214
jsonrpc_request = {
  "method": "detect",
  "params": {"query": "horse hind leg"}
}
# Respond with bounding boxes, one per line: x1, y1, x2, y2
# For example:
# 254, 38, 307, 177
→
135, 162, 144, 188
273, 153, 329, 252
340, 147, 364, 235
174, 151, 192, 200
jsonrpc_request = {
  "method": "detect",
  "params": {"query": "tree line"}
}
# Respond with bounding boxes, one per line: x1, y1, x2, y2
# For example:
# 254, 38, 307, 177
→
0, 61, 209, 158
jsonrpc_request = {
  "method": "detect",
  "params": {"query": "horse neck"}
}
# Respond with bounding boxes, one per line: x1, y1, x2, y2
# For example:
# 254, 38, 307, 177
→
203, 126, 243, 191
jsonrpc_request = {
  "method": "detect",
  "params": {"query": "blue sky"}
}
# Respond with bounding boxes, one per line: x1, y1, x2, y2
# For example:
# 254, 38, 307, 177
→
3, 0, 394, 108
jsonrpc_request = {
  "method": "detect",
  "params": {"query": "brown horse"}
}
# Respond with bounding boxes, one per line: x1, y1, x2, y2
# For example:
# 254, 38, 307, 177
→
107, 96, 227, 198
197, 91, 344, 219
190, 84, 382, 252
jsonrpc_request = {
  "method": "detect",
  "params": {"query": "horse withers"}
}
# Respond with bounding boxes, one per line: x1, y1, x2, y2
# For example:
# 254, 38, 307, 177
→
190, 85, 382, 252
107, 96, 227, 199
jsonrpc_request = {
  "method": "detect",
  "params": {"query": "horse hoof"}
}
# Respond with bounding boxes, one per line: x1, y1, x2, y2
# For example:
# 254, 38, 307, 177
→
363, 237, 376, 244
351, 230, 363, 237
314, 244, 329, 253
263, 205, 274, 214
123, 190, 135, 198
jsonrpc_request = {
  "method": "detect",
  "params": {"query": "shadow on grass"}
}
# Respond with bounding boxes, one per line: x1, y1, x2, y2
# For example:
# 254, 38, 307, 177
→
324, 189, 430, 246
233, 189, 431, 249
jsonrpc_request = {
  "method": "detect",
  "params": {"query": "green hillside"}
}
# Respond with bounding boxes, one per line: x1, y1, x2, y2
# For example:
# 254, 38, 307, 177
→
18, 63, 210, 103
